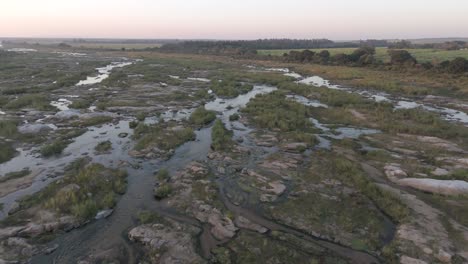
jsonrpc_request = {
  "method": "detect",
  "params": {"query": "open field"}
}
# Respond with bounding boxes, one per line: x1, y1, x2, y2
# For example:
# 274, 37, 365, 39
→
258, 47, 468, 63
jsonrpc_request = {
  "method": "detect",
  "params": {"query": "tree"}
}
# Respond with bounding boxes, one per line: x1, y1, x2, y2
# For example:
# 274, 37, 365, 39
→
388, 50, 417, 66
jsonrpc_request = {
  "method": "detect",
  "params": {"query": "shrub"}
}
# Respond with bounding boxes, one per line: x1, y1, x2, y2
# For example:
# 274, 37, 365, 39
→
154, 183, 172, 199
388, 50, 417, 65
155, 168, 170, 182
40, 139, 69, 157
229, 113, 240, 121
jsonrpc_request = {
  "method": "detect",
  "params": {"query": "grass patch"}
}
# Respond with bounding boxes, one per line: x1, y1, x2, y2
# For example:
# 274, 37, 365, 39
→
19, 161, 127, 221
0, 142, 17, 163
40, 139, 70, 157
189, 106, 216, 126
94, 140, 112, 153
133, 122, 195, 151
154, 183, 173, 199
4, 94, 54, 111
69, 99, 93, 109
211, 80, 253, 98
211, 119, 233, 151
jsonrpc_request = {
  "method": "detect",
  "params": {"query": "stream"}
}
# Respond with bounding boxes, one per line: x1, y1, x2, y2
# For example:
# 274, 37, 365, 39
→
27, 78, 388, 263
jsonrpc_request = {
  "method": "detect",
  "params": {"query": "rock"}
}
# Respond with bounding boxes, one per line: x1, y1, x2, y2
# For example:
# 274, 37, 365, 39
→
234, 216, 268, 233
432, 168, 449, 177
95, 209, 113, 220
18, 223, 45, 237
8, 202, 20, 215
0, 226, 26, 239
400, 256, 428, 264
261, 181, 286, 196
397, 178, 468, 196
208, 213, 238, 240
18, 124, 53, 134
384, 164, 408, 182
118, 132, 128, 138
44, 244, 59, 255
436, 249, 452, 263
281, 142, 307, 153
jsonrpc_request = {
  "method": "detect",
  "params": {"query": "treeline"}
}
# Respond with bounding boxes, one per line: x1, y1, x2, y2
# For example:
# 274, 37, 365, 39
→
282, 47, 468, 74
389, 40, 468, 50
158, 39, 384, 55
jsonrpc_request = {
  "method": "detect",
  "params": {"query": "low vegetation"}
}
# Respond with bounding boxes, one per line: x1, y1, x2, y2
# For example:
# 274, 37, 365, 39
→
40, 139, 70, 157
0, 142, 16, 163
94, 140, 112, 153
189, 106, 216, 126
19, 160, 127, 220
211, 119, 233, 151
133, 122, 195, 151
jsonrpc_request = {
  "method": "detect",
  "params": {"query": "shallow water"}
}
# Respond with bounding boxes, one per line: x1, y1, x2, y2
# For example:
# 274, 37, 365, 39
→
0, 120, 134, 218
77, 61, 133, 86
287, 71, 468, 126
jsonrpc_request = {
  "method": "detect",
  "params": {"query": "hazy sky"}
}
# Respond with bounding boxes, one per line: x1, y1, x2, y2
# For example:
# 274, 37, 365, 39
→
1, 0, 467, 40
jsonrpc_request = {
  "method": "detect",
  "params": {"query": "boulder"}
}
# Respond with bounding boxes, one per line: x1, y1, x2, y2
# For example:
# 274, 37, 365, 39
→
384, 164, 408, 182
95, 209, 113, 220
18, 124, 53, 134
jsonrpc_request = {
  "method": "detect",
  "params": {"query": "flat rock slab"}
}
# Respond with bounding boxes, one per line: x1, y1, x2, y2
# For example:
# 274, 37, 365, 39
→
398, 178, 468, 196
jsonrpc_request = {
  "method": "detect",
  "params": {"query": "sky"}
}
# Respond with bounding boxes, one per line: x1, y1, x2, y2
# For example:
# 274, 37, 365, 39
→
1, 0, 467, 40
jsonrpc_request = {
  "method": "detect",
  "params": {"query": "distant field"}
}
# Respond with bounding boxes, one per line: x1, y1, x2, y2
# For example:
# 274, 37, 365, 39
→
69, 42, 162, 50
258, 47, 468, 63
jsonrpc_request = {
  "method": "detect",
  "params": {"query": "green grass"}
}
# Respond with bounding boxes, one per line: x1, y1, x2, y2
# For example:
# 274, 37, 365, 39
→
133, 122, 195, 151
211, 119, 233, 151
189, 106, 217, 126
18, 161, 127, 221
0, 120, 18, 139
0, 142, 16, 163
4, 94, 54, 111
40, 139, 70, 157
94, 140, 112, 153
154, 183, 173, 199
259, 47, 468, 63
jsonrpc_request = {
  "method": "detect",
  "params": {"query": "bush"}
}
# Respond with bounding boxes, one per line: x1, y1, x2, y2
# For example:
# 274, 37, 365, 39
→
136, 112, 147, 121
189, 106, 216, 126
388, 50, 417, 65
211, 119, 233, 151
229, 113, 240, 121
